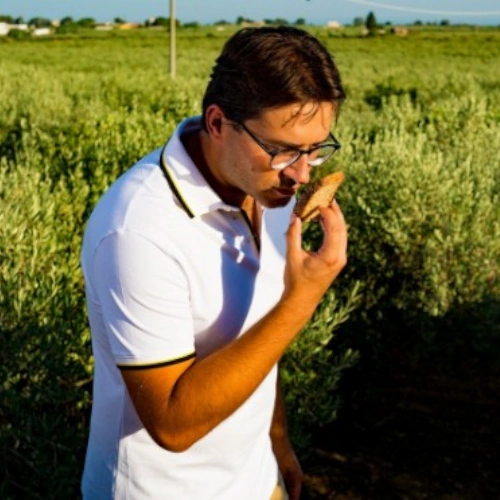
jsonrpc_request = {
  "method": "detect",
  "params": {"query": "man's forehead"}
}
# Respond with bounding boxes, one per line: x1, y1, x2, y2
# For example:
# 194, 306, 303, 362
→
247, 102, 334, 148
263, 102, 335, 128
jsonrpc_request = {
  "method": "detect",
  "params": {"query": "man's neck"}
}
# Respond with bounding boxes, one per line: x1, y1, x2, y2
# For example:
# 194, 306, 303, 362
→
181, 128, 261, 243
182, 128, 246, 208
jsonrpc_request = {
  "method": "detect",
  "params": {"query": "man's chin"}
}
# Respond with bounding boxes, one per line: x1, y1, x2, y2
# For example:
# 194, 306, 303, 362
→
258, 193, 295, 209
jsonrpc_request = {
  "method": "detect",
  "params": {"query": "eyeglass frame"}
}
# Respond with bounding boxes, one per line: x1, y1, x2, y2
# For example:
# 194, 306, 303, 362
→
231, 120, 341, 170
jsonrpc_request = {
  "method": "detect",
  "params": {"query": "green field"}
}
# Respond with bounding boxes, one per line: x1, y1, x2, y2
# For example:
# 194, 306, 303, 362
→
1, 26, 499, 497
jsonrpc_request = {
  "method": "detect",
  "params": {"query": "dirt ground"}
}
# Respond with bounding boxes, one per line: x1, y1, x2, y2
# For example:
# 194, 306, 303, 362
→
300, 359, 500, 499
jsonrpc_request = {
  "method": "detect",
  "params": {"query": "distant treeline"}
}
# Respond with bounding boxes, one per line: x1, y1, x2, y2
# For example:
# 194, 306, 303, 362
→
0, 12, 491, 30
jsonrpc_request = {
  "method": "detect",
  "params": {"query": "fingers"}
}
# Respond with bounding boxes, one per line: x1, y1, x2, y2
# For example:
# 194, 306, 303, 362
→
317, 200, 348, 262
283, 202, 347, 303
285, 213, 302, 259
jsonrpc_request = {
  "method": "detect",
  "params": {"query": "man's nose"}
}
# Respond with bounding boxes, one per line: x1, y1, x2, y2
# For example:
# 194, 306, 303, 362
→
283, 155, 311, 185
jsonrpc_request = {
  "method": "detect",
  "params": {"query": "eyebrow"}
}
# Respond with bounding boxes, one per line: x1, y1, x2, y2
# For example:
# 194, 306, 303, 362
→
264, 133, 331, 150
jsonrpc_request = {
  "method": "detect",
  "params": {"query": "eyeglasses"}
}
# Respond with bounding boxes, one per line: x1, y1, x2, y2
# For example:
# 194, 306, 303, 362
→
235, 121, 341, 171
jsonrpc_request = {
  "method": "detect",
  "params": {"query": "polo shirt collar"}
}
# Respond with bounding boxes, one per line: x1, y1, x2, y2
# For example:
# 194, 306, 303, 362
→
161, 116, 238, 218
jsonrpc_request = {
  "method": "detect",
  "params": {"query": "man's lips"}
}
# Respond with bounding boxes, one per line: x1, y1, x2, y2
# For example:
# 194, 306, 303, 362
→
273, 187, 298, 197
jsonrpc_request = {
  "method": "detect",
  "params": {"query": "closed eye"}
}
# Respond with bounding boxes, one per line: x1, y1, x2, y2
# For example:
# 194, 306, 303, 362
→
268, 145, 296, 155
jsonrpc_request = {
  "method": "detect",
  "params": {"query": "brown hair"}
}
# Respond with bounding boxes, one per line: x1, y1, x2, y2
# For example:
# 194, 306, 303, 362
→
202, 26, 345, 129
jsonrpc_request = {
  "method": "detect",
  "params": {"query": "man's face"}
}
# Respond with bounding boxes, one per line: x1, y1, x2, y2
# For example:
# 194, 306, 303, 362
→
219, 101, 335, 209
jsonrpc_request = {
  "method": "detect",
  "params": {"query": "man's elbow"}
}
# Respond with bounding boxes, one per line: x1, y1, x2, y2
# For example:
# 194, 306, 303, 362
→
148, 427, 197, 453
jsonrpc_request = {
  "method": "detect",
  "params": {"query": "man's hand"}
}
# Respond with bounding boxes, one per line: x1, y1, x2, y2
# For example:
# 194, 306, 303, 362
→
284, 199, 347, 310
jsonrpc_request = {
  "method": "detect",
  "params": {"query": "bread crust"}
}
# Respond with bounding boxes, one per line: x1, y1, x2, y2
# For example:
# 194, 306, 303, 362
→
293, 171, 344, 222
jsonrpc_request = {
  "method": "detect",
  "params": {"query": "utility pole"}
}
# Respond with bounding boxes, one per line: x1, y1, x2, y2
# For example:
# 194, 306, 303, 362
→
169, 0, 176, 78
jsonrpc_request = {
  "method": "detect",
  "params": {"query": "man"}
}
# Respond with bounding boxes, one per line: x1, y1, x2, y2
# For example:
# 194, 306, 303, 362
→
81, 26, 347, 499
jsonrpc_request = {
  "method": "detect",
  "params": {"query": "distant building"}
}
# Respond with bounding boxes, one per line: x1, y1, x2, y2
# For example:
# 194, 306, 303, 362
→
327, 20, 342, 30
0, 22, 30, 36
117, 23, 140, 30
240, 21, 266, 28
391, 26, 409, 36
95, 23, 114, 31
33, 28, 51, 36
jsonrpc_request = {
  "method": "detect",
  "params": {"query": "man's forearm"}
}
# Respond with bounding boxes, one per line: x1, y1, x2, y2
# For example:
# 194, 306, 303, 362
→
155, 295, 314, 450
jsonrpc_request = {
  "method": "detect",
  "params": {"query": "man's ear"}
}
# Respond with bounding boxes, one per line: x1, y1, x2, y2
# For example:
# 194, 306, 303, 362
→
204, 104, 225, 139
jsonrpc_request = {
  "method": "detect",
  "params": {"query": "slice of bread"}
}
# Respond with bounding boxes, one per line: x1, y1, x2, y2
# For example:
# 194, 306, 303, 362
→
293, 171, 344, 223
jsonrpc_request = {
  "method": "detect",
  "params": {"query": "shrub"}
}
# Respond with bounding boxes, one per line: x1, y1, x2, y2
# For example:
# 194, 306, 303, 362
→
0, 161, 92, 498
6, 29, 30, 40
281, 286, 361, 451
364, 80, 418, 111
335, 93, 500, 363
56, 23, 82, 35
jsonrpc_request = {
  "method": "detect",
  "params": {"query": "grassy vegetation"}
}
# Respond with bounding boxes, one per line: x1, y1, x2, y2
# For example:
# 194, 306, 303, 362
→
1, 26, 499, 497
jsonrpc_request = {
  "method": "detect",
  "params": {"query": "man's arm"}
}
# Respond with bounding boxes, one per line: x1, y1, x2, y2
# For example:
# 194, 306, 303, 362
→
270, 375, 302, 500
121, 203, 347, 452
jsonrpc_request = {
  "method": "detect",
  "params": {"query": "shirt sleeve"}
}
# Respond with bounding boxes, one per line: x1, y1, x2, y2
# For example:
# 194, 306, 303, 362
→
90, 230, 196, 367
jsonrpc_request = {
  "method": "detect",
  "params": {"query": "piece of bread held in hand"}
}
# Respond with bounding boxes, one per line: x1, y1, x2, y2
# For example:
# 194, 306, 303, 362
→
293, 171, 345, 223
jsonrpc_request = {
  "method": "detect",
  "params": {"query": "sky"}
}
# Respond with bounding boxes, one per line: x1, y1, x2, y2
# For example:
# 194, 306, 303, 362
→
1, 0, 500, 26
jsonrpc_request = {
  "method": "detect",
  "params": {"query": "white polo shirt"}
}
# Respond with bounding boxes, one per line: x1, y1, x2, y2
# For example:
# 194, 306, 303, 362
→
80, 117, 294, 499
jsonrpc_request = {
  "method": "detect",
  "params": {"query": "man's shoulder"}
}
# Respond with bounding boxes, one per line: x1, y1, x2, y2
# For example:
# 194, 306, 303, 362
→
82, 147, 189, 252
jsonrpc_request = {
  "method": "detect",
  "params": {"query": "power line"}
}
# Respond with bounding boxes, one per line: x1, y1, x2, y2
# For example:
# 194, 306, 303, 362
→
344, 0, 500, 16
